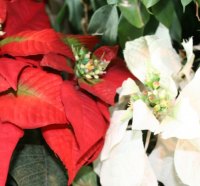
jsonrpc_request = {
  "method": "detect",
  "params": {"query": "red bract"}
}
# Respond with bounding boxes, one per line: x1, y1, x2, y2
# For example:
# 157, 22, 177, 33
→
0, 0, 7, 24
42, 124, 105, 185
0, 29, 74, 59
0, 1, 134, 185
4, 0, 51, 36
0, 67, 67, 128
41, 53, 74, 74
0, 57, 29, 90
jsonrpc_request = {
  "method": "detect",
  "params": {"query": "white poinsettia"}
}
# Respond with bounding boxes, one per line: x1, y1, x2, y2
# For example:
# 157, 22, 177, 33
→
121, 26, 200, 139
94, 111, 157, 186
174, 139, 200, 186
96, 25, 200, 186
149, 136, 185, 186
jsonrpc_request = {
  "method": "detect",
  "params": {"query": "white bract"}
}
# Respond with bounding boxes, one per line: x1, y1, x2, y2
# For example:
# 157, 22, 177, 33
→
95, 25, 200, 186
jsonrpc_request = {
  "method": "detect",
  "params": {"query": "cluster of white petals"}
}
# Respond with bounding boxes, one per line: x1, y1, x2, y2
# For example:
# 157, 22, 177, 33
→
95, 25, 200, 186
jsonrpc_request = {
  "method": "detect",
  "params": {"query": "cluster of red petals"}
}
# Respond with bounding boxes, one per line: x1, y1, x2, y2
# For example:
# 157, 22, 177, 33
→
0, 0, 134, 185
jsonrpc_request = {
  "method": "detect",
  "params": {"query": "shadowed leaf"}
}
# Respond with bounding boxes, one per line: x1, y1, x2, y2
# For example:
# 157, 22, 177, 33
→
9, 144, 68, 186
0, 122, 24, 186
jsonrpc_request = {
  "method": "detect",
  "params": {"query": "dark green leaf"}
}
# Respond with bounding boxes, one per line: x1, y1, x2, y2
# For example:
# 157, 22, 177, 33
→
65, 0, 84, 33
181, 0, 193, 11
169, 11, 182, 42
143, 15, 159, 35
118, 0, 150, 28
72, 166, 98, 186
141, 0, 160, 8
55, 3, 68, 32
152, 0, 174, 28
88, 5, 119, 44
9, 145, 67, 186
90, 0, 107, 11
118, 16, 144, 48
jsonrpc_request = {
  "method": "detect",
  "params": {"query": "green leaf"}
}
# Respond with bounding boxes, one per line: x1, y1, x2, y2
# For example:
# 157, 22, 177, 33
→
118, 16, 144, 48
143, 15, 159, 35
88, 5, 119, 44
181, 0, 193, 11
119, 0, 150, 28
169, 11, 182, 42
9, 145, 68, 186
151, 0, 174, 28
141, 0, 160, 8
107, 0, 119, 4
90, 0, 107, 11
65, 0, 84, 33
55, 3, 68, 31
72, 166, 98, 186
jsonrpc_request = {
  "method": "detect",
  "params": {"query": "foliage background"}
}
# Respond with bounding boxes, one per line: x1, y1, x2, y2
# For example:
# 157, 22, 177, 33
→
6, 0, 200, 186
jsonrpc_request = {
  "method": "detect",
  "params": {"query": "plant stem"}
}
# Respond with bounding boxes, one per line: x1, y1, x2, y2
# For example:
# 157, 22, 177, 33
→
144, 131, 151, 151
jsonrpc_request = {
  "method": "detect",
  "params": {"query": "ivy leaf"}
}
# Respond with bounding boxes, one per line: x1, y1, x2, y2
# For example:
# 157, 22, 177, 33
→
79, 58, 134, 105
72, 166, 98, 186
65, 0, 84, 33
0, 67, 67, 129
119, 0, 150, 28
9, 144, 67, 186
90, 0, 107, 11
152, 0, 174, 28
180, 0, 193, 11
0, 29, 74, 60
0, 0, 7, 24
88, 5, 119, 44
0, 122, 24, 186
141, 0, 160, 8
4, 0, 51, 36
118, 16, 144, 48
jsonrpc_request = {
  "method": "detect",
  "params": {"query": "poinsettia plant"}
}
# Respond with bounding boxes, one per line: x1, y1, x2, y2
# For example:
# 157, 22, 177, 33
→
95, 24, 200, 186
0, 0, 134, 185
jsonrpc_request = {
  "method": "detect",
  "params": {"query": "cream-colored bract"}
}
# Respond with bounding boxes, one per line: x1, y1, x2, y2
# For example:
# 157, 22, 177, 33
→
95, 25, 200, 186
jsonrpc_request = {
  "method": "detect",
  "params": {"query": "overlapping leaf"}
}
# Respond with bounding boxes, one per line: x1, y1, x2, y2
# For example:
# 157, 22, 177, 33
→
0, 29, 74, 59
0, 122, 24, 186
61, 81, 107, 154
41, 53, 74, 73
9, 144, 68, 186
42, 125, 104, 185
61, 34, 100, 50
4, 0, 51, 36
93, 45, 118, 62
79, 58, 134, 105
0, 57, 29, 91
0, 67, 67, 128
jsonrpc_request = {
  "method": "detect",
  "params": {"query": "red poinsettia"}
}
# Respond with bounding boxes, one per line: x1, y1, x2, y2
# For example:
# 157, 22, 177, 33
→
0, 0, 134, 185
